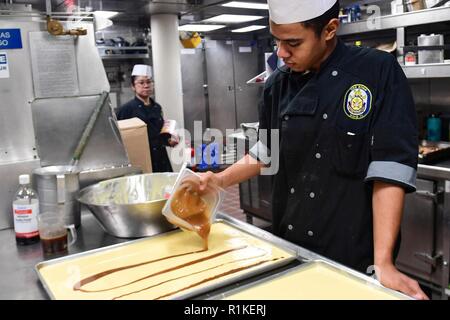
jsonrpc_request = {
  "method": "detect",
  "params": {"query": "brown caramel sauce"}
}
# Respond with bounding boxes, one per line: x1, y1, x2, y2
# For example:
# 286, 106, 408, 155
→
73, 246, 247, 293
72, 248, 207, 291
112, 248, 271, 300
153, 257, 282, 300
184, 214, 210, 250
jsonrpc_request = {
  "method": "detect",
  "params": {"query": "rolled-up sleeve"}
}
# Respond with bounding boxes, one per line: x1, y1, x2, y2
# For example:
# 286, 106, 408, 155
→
248, 86, 272, 165
365, 55, 418, 193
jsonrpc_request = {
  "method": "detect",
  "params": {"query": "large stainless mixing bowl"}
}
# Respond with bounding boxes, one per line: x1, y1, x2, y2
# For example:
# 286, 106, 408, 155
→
78, 173, 178, 238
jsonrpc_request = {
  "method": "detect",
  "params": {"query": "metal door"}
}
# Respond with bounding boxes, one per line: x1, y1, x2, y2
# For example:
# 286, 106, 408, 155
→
205, 40, 237, 132
396, 179, 436, 281
232, 41, 262, 126
180, 48, 207, 136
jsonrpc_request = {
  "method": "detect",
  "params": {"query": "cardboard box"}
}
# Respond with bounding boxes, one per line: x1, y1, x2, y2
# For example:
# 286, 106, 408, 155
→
117, 117, 152, 173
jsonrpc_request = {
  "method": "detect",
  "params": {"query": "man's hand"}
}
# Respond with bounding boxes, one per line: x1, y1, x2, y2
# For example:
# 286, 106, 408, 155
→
375, 263, 429, 300
198, 171, 224, 192
372, 181, 429, 300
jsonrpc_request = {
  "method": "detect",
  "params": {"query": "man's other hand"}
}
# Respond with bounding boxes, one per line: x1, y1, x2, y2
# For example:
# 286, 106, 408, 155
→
376, 263, 429, 300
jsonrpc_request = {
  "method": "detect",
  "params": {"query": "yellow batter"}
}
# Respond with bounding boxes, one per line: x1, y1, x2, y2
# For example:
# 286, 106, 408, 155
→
37, 222, 294, 300
224, 261, 405, 300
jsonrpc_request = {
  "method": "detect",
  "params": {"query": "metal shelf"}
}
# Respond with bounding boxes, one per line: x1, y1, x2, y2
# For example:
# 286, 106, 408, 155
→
402, 63, 450, 79
100, 54, 150, 60
245, 64, 450, 82
338, 6, 450, 36
97, 46, 150, 60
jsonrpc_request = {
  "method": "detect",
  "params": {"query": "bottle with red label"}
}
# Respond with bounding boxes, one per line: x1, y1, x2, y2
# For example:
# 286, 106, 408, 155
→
13, 174, 40, 245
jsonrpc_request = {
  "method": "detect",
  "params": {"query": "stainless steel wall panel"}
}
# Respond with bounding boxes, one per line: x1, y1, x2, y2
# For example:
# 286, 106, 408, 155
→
409, 78, 450, 111
0, 20, 40, 163
409, 79, 430, 109
31, 95, 129, 170
430, 79, 450, 109
73, 23, 110, 96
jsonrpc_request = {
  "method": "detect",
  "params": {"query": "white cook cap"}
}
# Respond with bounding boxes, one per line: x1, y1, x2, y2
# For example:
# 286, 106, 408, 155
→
131, 64, 153, 78
268, 0, 337, 24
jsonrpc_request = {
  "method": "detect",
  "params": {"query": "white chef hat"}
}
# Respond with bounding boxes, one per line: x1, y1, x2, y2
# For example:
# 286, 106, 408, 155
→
268, 0, 338, 24
131, 64, 153, 78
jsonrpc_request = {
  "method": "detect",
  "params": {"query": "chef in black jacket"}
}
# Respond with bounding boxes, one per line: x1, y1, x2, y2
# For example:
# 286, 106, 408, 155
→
116, 64, 177, 172
198, 0, 428, 299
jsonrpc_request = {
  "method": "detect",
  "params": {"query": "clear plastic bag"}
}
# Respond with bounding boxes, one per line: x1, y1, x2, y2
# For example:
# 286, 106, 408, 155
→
162, 168, 223, 249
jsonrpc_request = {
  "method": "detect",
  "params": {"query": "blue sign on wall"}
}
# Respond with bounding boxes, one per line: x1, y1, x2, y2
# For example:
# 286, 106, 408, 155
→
0, 29, 23, 49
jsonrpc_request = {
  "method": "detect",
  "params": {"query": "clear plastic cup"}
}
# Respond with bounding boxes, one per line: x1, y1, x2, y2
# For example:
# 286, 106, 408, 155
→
162, 168, 223, 248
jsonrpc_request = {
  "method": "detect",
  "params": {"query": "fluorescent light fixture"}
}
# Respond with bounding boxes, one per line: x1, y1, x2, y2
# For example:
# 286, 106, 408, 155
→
179, 24, 226, 32
93, 11, 119, 19
222, 1, 269, 10
95, 18, 113, 31
231, 25, 267, 33
203, 14, 264, 24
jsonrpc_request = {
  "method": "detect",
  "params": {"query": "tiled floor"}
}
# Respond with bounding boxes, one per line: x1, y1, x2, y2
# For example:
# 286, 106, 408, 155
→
218, 184, 271, 230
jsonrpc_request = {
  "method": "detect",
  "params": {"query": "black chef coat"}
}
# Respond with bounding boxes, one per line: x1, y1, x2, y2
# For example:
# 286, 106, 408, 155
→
250, 39, 418, 273
116, 97, 173, 173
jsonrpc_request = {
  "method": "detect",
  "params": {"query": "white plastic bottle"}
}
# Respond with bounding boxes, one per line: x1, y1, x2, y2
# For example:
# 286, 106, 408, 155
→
13, 174, 40, 245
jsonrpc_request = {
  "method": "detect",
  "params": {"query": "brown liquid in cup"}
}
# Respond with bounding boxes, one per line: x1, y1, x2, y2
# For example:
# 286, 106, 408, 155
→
170, 179, 210, 249
40, 233, 68, 255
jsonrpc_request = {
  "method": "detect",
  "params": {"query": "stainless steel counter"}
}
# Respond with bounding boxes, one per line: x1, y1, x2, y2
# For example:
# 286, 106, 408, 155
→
418, 162, 450, 180
0, 209, 409, 300
0, 210, 129, 300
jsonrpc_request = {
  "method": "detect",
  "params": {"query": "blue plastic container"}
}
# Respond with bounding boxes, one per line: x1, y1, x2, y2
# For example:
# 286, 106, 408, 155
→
196, 143, 220, 170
